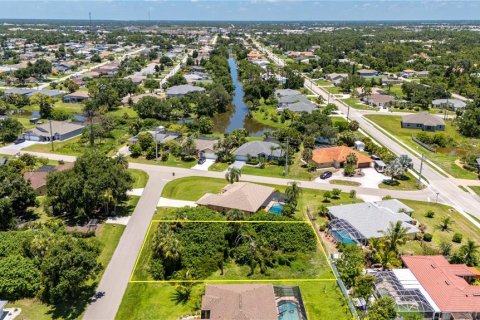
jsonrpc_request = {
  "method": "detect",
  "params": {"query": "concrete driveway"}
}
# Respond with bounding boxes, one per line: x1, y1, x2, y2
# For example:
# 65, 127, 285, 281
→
157, 197, 197, 208
191, 159, 215, 171
230, 160, 246, 169
0, 140, 39, 152
315, 167, 386, 189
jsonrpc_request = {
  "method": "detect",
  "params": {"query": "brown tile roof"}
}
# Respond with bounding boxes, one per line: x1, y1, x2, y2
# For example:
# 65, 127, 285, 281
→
402, 255, 480, 313
23, 171, 48, 190
196, 182, 274, 213
201, 284, 278, 320
312, 146, 372, 166
402, 112, 445, 126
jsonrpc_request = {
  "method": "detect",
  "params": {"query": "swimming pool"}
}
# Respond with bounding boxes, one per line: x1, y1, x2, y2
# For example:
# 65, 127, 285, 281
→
269, 203, 284, 215
278, 302, 301, 320
331, 229, 356, 245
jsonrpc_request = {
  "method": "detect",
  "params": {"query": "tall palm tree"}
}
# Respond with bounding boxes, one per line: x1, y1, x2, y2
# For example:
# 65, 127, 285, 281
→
225, 166, 241, 184
459, 240, 480, 267
380, 221, 410, 254
285, 181, 302, 204
226, 209, 247, 221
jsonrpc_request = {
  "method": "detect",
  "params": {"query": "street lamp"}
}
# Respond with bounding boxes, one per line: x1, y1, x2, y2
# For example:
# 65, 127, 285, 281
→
435, 192, 440, 203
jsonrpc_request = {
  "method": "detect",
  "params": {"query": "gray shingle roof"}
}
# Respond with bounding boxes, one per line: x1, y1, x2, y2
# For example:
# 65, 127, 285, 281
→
432, 99, 466, 109
402, 112, 445, 126
233, 141, 282, 158
166, 84, 205, 96
328, 199, 419, 239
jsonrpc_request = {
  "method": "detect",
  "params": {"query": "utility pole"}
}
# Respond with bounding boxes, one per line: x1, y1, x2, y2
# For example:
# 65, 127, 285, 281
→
347, 104, 351, 121
155, 132, 158, 161
284, 137, 289, 176
417, 154, 424, 188
49, 119, 54, 152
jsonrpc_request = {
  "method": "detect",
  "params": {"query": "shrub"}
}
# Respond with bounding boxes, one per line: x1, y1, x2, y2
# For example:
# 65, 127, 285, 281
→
129, 144, 142, 158
331, 188, 341, 199
452, 233, 463, 243
318, 223, 327, 232
425, 210, 435, 218
423, 233, 433, 242
349, 190, 356, 199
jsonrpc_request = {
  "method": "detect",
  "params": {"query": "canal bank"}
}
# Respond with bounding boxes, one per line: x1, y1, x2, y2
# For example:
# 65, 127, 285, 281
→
213, 57, 273, 136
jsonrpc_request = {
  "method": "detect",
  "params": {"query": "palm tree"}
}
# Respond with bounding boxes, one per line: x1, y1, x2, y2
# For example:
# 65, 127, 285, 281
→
458, 240, 480, 266
285, 181, 302, 204
439, 216, 454, 232
225, 166, 241, 184
226, 209, 247, 221
380, 221, 410, 254
84, 99, 99, 146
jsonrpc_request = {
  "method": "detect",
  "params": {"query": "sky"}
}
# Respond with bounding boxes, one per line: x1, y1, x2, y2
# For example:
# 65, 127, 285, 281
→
0, 0, 479, 21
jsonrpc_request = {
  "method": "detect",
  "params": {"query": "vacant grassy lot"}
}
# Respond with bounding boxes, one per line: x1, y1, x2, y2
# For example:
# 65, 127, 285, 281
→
365, 114, 479, 179
341, 97, 377, 110
400, 200, 480, 255
208, 161, 229, 172
128, 154, 196, 169
117, 280, 350, 320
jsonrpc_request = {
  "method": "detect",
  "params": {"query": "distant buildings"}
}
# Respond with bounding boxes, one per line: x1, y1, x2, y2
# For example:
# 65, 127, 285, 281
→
432, 99, 466, 110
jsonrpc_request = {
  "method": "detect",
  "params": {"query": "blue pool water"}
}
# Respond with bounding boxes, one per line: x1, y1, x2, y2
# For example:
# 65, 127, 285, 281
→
269, 203, 284, 215
278, 302, 301, 320
331, 229, 356, 245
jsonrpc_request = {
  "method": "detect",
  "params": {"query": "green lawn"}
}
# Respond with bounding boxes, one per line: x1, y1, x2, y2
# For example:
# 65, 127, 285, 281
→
96, 224, 126, 278
128, 154, 196, 169
329, 180, 361, 187
117, 281, 350, 320
379, 172, 422, 191
316, 79, 333, 86
161, 176, 226, 201
341, 97, 377, 110
469, 186, 480, 196
365, 114, 479, 180
208, 161, 229, 172
400, 200, 480, 255
385, 84, 405, 99
251, 104, 293, 129
128, 169, 149, 188
323, 86, 343, 94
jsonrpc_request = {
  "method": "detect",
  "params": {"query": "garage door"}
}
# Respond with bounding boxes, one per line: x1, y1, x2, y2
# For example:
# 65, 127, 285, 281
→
204, 152, 217, 160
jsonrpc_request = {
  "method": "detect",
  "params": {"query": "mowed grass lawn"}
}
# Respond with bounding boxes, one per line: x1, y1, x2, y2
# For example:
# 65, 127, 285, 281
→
117, 280, 350, 320
128, 154, 196, 169
128, 169, 149, 188
379, 171, 421, 191
400, 200, 480, 255
365, 114, 479, 179
341, 97, 377, 110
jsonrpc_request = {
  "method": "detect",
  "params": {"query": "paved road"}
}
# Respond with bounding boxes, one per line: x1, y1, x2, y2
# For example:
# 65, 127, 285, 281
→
253, 40, 480, 225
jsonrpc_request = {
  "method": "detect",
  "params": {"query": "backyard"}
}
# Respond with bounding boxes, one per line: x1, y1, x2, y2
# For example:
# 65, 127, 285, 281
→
365, 114, 480, 179
117, 280, 350, 320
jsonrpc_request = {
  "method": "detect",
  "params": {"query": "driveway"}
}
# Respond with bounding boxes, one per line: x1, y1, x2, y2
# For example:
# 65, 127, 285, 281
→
315, 167, 386, 189
191, 159, 215, 171
157, 197, 197, 208
230, 160, 246, 169
0, 140, 39, 153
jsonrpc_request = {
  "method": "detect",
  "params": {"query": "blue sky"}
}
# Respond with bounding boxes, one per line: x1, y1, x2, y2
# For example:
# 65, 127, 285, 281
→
0, 1, 479, 21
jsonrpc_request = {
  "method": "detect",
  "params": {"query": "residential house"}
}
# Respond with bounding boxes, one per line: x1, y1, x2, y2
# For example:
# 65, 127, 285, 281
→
63, 91, 89, 103
357, 69, 379, 78
326, 73, 348, 86
401, 69, 417, 77
197, 182, 275, 214
166, 84, 206, 97
374, 255, 480, 319
195, 138, 218, 160
363, 93, 395, 109
328, 200, 419, 245
432, 99, 466, 110
200, 284, 277, 320
401, 113, 445, 132
22, 121, 85, 142
128, 126, 180, 145
23, 162, 74, 194
121, 93, 161, 105
275, 90, 317, 113
416, 71, 430, 78
311, 146, 372, 169
233, 141, 282, 161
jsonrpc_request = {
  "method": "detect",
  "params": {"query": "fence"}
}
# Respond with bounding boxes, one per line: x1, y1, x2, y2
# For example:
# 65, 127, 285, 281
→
411, 136, 436, 153
329, 256, 360, 319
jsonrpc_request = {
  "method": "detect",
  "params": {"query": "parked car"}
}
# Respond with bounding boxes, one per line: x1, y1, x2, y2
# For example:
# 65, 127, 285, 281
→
197, 158, 206, 165
320, 171, 333, 179
14, 138, 25, 144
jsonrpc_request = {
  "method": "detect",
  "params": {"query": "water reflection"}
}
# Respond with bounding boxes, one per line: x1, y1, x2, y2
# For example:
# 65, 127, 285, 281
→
213, 57, 273, 136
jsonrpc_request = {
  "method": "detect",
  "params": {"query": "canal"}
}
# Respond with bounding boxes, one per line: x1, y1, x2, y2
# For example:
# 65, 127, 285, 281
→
212, 57, 272, 136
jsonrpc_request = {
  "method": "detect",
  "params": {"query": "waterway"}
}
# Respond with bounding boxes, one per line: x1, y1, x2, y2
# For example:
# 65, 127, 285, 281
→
212, 57, 273, 136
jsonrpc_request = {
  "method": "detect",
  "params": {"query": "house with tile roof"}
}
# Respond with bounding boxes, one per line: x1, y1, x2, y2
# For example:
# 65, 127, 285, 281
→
311, 146, 372, 169
374, 256, 480, 319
